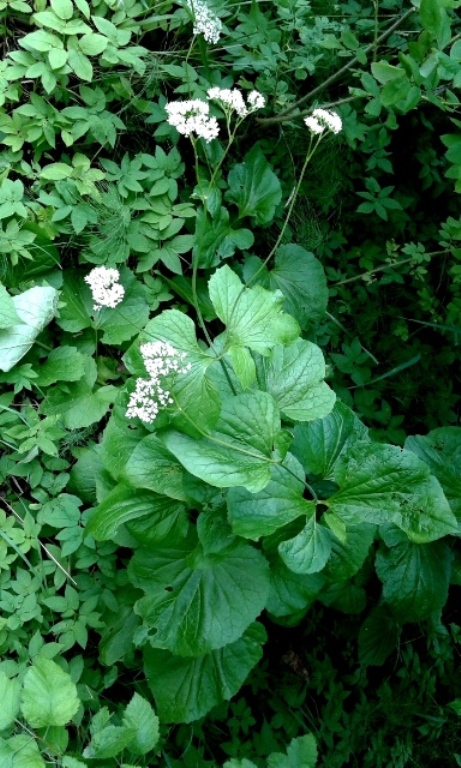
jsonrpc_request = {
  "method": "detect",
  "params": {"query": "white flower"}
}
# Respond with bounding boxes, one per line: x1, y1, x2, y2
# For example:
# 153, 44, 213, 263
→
125, 341, 191, 424
304, 115, 325, 135
207, 87, 248, 118
247, 90, 266, 111
125, 378, 160, 423
165, 99, 220, 141
185, 0, 222, 44
305, 108, 342, 135
84, 266, 125, 311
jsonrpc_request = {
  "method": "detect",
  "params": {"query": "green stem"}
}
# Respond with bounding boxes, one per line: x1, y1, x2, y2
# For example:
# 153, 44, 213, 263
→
247, 134, 322, 288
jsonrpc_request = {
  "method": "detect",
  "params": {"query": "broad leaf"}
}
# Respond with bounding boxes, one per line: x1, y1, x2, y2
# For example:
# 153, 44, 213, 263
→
123, 434, 190, 501
376, 530, 452, 622
328, 443, 458, 543
56, 271, 92, 332
405, 427, 461, 516
144, 623, 266, 723
164, 391, 281, 493
358, 607, 401, 666
0, 286, 59, 372
130, 535, 270, 656
209, 265, 299, 356
257, 339, 335, 422
21, 657, 79, 728
86, 484, 186, 541
225, 144, 282, 225
278, 515, 333, 575
292, 401, 369, 479
323, 523, 376, 582
227, 453, 312, 539
0, 284, 20, 329
270, 244, 328, 327
266, 556, 324, 618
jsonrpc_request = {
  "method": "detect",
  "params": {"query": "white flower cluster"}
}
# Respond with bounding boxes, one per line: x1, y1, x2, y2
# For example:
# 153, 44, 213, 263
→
165, 88, 266, 141
185, 0, 223, 44
125, 341, 191, 424
165, 99, 219, 142
207, 87, 266, 118
304, 108, 342, 135
84, 266, 125, 311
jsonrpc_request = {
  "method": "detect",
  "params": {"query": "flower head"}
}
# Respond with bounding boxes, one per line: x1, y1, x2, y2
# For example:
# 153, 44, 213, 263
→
125, 341, 191, 424
247, 90, 266, 111
165, 99, 220, 142
304, 108, 342, 135
186, 0, 222, 44
207, 87, 248, 118
84, 266, 125, 311
207, 87, 266, 118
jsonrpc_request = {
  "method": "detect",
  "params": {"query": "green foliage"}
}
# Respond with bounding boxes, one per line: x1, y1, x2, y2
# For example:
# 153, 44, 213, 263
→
1, 0, 461, 765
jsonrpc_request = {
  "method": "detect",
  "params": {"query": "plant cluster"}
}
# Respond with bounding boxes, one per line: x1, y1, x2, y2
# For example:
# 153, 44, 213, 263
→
1, 0, 461, 765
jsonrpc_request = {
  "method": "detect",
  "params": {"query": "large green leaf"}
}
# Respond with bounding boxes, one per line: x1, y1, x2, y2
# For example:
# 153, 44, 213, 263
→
256, 339, 335, 422
20, 657, 79, 728
56, 271, 92, 333
99, 410, 145, 481
227, 453, 312, 539
266, 556, 324, 618
130, 536, 270, 656
292, 401, 369, 479
270, 244, 328, 328
375, 528, 452, 622
86, 483, 187, 541
278, 514, 333, 575
143, 623, 266, 723
123, 434, 190, 501
0, 286, 58, 372
0, 284, 20, 329
358, 607, 402, 667
323, 523, 376, 582
225, 144, 282, 225
164, 391, 281, 493
328, 442, 458, 543
405, 427, 461, 516
208, 265, 300, 357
